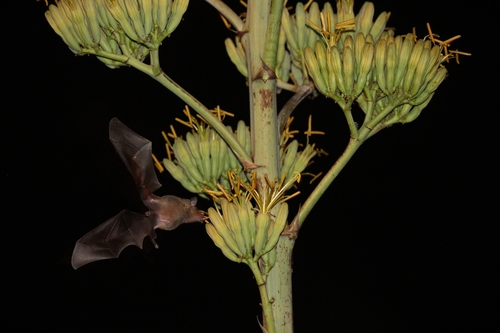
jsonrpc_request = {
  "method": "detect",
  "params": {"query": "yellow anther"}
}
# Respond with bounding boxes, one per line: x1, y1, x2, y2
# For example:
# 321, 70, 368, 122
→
161, 131, 169, 142
426, 23, 438, 44
303, 0, 314, 11
422, 24, 469, 64
152, 154, 164, 173
219, 13, 232, 30
210, 106, 234, 121
335, 18, 355, 32
280, 191, 301, 203
316, 148, 329, 157
217, 183, 233, 201
204, 188, 224, 202
439, 35, 461, 46
175, 117, 193, 128
304, 115, 325, 137
168, 124, 178, 139
309, 172, 322, 184
165, 143, 172, 161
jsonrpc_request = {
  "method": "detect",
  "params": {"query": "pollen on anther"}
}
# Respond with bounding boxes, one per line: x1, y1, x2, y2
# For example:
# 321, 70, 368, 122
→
152, 154, 164, 173
304, 115, 325, 137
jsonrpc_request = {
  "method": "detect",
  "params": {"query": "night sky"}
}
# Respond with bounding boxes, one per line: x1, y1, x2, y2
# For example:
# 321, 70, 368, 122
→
5, 1, 492, 332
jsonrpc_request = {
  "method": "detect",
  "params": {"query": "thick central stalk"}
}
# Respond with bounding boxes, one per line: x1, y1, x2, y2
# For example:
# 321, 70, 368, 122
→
244, 1, 293, 332
244, 0, 279, 181
266, 236, 295, 333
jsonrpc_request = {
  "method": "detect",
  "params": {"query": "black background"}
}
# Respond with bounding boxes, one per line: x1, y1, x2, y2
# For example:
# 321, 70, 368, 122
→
5, 1, 493, 332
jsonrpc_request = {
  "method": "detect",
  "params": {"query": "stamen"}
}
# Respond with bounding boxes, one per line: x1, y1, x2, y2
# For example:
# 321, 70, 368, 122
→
168, 124, 177, 139
210, 106, 235, 120
175, 117, 193, 128
316, 148, 329, 157
335, 18, 355, 31
219, 13, 232, 30
280, 191, 301, 203
152, 154, 164, 173
264, 175, 275, 188
304, 115, 325, 137
161, 131, 169, 142
303, 0, 314, 11
309, 172, 322, 184
426, 23, 436, 44
228, 169, 236, 190
204, 188, 223, 202
320, 12, 326, 34
165, 143, 172, 161
440, 35, 461, 46
217, 183, 233, 201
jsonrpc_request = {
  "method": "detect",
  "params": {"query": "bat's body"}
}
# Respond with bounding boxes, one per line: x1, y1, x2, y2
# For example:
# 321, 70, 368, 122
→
71, 118, 204, 269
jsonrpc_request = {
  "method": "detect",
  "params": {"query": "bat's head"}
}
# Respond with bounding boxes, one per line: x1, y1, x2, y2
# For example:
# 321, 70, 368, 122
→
148, 195, 205, 230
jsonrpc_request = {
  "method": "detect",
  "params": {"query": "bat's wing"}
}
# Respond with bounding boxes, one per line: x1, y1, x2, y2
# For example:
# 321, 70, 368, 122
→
71, 210, 157, 269
108, 117, 161, 200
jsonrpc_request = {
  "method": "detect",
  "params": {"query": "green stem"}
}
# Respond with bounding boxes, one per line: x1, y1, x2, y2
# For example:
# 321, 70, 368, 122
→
244, 0, 279, 180
358, 96, 406, 141
295, 91, 407, 226
205, 0, 244, 31
342, 99, 358, 139
360, 86, 375, 128
152, 72, 252, 163
244, 1, 293, 332
277, 83, 314, 132
150, 48, 161, 76
248, 260, 276, 333
265, 237, 294, 333
297, 137, 363, 228
90, 48, 251, 163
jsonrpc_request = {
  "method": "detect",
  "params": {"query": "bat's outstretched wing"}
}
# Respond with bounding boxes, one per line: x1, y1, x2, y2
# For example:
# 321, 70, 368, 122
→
71, 210, 157, 269
108, 117, 161, 200
71, 118, 203, 270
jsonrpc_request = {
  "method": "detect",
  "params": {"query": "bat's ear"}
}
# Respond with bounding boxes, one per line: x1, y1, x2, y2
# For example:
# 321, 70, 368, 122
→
190, 197, 197, 206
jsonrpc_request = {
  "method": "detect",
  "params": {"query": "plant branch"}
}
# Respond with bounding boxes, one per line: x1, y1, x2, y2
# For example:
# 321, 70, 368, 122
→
358, 95, 406, 141
88, 48, 253, 163
150, 48, 161, 76
277, 83, 314, 133
244, 0, 279, 180
152, 72, 252, 162
294, 92, 409, 227
248, 260, 276, 333
296, 137, 363, 228
342, 99, 358, 139
360, 86, 376, 128
205, 0, 244, 32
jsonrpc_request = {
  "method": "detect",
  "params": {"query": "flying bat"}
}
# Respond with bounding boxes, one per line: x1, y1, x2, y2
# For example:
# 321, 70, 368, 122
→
71, 118, 204, 269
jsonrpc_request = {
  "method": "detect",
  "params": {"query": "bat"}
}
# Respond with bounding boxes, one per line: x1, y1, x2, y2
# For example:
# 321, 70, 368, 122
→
71, 117, 204, 269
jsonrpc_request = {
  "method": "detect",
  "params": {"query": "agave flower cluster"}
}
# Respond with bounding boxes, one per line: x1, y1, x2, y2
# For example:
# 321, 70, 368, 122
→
162, 116, 252, 195
205, 171, 299, 271
304, 3, 448, 128
44, 0, 189, 68
157, 107, 308, 270
226, 0, 451, 129
161, 108, 317, 197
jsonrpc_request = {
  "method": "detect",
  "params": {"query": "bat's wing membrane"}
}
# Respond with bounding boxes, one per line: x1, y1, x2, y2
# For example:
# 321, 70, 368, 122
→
109, 117, 162, 199
71, 210, 156, 269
